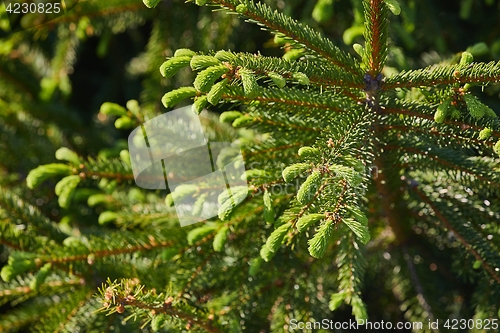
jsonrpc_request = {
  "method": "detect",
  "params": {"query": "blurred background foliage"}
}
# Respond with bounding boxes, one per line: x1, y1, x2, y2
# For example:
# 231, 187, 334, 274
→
0, 0, 500, 331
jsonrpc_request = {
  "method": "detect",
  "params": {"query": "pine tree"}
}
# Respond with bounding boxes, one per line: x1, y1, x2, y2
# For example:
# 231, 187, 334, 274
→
1, 0, 500, 332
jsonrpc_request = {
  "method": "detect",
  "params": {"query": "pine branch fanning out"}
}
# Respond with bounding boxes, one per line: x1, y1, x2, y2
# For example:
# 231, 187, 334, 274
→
2, 0, 500, 331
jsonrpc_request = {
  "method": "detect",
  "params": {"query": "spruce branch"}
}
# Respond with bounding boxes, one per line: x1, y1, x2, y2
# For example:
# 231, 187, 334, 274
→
0, 301, 44, 332
0, 277, 84, 305
98, 279, 224, 333
385, 144, 500, 191
410, 184, 500, 284
402, 245, 436, 323
377, 124, 496, 149
221, 86, 357, 114
27, 230, 176, 269
0, 221, 48, 252
207, 0, 361, 74
78, 157, 135, 183
242, 141, 307, 159
253, 115, 323, 133
384, 61, 500, 89
381, 104, 500, 142
0, 189, 65, 242
210, 50, 363, 88
332, 233, 368, 320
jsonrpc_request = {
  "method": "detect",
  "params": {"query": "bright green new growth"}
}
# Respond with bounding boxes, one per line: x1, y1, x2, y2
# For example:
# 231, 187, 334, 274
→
143, 0, 161, 8
217, 186, 248, 220
263, 189, 274, 224
99, 102, 128, 116
192, 95, 208, 114
170, 184, 198, 203
459, 51, 474, 66
307, 219, 334, 258
114, 116, 135, 129
98, 211, 118, 225
174, 48, 197, 57
232, 114, 255, 128
267, 72, 286, 88
235, 4, 247, 14
312, 0, 334, 23
434, 98, 452, 123
207, 78, 228, 105
29, 263, 52, 291
239, 68, 259, 98
160, 56, 192, 78
296, 213, 325, 232
298, 146, 320, 158
494, 140, 500, 156
260, 222, 291, 262
383, 0, 401, 15
55, 175, 81, 208
219, 110, 243, 123
464, 93, 497, 119
26, 163, 72, 189
296, 170, 322, 204
193, 64, 230, 92
213, 225, 229, 251
190, 55, 221, 71
161, 86, 198, 108
282, 162, 311, 182
187, 224, 218, 245
479, 127, 492, 140
196, 0, 209, 6
55, 147, 80, 165
291, 72, 309, 85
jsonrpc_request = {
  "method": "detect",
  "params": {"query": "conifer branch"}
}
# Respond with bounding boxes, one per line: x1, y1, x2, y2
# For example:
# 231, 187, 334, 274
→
332, 233, 368, 320
209, 0, 361, 74
32, 289, 94, 332
221, 87, 355, 114
378, 124, 493, 147
203, 51, 363, 88
402, 245, 436, 323
76, 158, 135, 183
384, 61, 500, 89
0, 61, 39, 99
363, 0, 388, 76
386, 145, 500, 189
243, 141, 306, 158
0, 277, 83, 302
99, 279, 224, 333
53, 291, 94, 333
410, 185, 500, 284
382, 106, 500, 139
176, 256, 214, 299
0, 189, 65, 242
34, 231, 175, 267
141, 18, 172, 110
371, 156, 411, 245
0, 222, 47, 251
254, 116, 323, 133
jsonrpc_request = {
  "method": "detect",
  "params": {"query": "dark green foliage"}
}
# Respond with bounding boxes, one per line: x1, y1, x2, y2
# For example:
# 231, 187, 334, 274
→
1, 0, 500, 332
